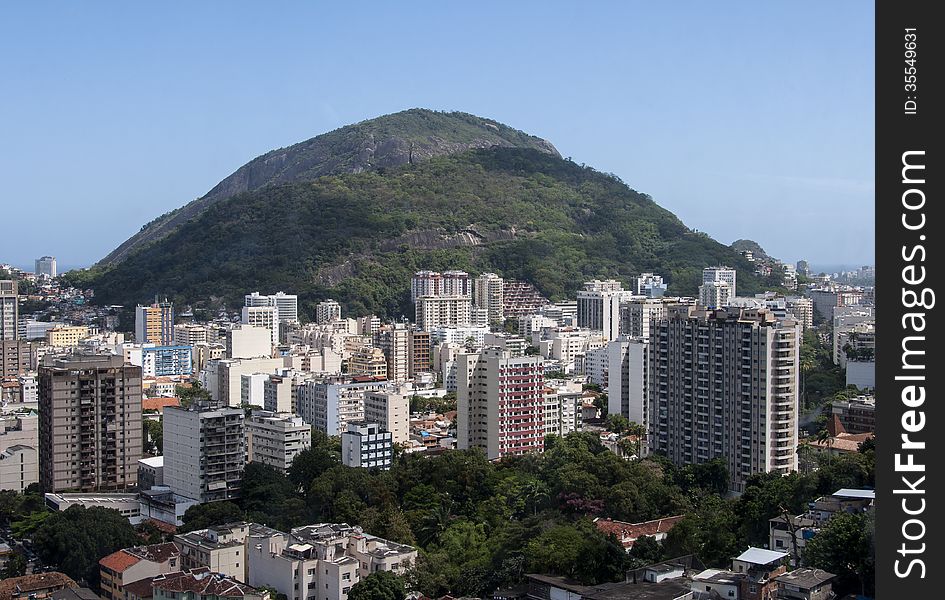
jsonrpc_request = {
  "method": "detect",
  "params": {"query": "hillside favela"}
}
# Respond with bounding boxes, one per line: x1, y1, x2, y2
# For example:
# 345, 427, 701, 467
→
0, 110, 875, 600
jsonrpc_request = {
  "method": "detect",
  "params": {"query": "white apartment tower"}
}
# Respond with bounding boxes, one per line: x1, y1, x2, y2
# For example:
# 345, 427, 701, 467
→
415, 296, 472, 331
245, 411, 311, 475
376, 324, 410, 383
474, 273, 505, 326
632, 273, 667, 298
35, 256, 57, 278
316, 299, 342, 324
576, 280, 633, 341
242, 306, 280, 347
163, 405, 245, 502
0, 281, 16, 341
456, 348, 545, 460
364, 391, 410, 446
607, 337, 649, 452
648, 307, 799, 493
245, 292, 299, 324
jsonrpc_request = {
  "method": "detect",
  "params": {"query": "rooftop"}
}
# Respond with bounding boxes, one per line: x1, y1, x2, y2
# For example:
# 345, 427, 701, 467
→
734, 547, 789, 566
151, 569, 263, 598
0, 572, 77, 600
593, 516, 685, 549
776, 568, 836, 589
832, 488, 875, 500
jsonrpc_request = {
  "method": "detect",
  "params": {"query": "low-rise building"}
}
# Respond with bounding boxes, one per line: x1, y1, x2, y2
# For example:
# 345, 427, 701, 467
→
98, 543, 181, 600
247, 523, 416, 600
774, 568, 836, 600
44, 493, 141, 524
151, 569, 268, 600
175, 523, 251, 582
592, 516, 685, 552
138, 456, 164, 490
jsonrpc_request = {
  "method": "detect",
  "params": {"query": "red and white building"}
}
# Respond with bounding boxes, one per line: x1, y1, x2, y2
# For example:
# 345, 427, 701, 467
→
456, 348, 545, 459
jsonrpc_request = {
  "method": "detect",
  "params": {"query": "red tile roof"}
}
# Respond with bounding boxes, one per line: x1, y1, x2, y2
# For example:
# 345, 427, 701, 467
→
99, 550, 142, 574
152, 570, 263, 598
594, 516, 686, 549
142, 397, 181, 412
0, 573, 77, 600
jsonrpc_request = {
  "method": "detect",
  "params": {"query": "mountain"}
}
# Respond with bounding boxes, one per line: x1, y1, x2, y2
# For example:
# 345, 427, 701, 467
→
730, 239, 771, 261
100, 109, 559, 266
75, 110, 782, 320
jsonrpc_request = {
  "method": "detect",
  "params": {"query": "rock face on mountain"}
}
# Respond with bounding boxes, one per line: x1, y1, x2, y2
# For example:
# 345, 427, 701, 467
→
99, 109, 559, 265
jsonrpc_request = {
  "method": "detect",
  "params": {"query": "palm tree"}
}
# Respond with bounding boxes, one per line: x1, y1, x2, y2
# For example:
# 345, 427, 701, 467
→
521, 480, 549, 516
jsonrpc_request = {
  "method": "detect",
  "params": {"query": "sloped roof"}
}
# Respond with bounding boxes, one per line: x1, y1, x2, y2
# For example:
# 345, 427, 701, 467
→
593, 516, 685, 549
0, 572, 77, 600
735, 547, 789, 566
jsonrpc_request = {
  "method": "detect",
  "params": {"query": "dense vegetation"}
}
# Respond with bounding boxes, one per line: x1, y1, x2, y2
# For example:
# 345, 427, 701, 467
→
71, 147, 769, 320
98, 109, 559, 266
177, 431, 875, 597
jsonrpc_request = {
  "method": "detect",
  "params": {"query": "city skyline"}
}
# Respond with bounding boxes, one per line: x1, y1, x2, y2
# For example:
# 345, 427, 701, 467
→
1, 2, 874, 268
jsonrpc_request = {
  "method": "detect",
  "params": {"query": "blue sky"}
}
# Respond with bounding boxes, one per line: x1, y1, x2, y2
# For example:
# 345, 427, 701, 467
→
0, 2, 874, 270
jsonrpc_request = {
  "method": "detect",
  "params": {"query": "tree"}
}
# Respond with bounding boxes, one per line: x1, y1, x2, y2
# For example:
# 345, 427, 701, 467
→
2, 552, 27, 578
32, 505, 139, 586
143, 419, 163, 454
180, 501, 244, 532
605, 414, 629, 435
347, 570, 406, 600
803, 511, 874, 596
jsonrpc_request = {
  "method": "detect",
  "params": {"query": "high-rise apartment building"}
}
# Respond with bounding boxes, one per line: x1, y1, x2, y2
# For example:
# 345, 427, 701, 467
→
364, 391, 409, 446
620, 298, 671, 340
376, 324, 409, 382
245, 411, 311, 475
348, 347, 388, 379
647, 307, 799, 492
410, 270, 472, 304
703, 266, 737, 294
607, 337, 649, 449
698, 281, 733, 309
341, 422, 393, 470
136, 301, 175, 345
164, 404, 245, 502
295, 379, 390, 435
34, 256, 57, 278
242, 306, 280, 347
632, 273, 667, 298
474, 273, 505, 326
1, 340, 31, 377
415, 296, 471, 331
38, 354, 143, 492
408, 329, 431, 376
0, 281, 17, 341
174, 323, 209, 347
456, 348, 544, 460
316, 299, 342, 324
577, 280, 633, 341
245, 292, 299, 324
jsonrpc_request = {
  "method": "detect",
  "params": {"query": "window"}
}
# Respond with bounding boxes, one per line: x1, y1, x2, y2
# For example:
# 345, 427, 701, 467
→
342, 588, 350, 595
342, 574, 350, 582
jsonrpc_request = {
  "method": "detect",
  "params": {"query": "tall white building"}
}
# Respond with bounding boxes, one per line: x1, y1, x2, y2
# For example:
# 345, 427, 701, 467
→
376, 324, 410, 383
364, 391, 410, 446
648, 307, 799, 492
246, 292, 299, 324
474, 273, 505, 326
316, 300, 342, 324
699, 280, 733, 309
242, 306, 280, 347
0, 281, 17, 341
607, 337, 649, 444
341, 422, 393, 470
163, 405, 246, 502
632, 273, 667, 298
174, 323, 209, 347
416, 296, 472, 330
703, 266, 737, 294
34, 256, 57, 278
295, 379, 390, 435
246, 411, 311, 475
456, 348, 545, 460
576, 280, 634, 341
410, 270, 472, 304
0, 412, 38, 492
